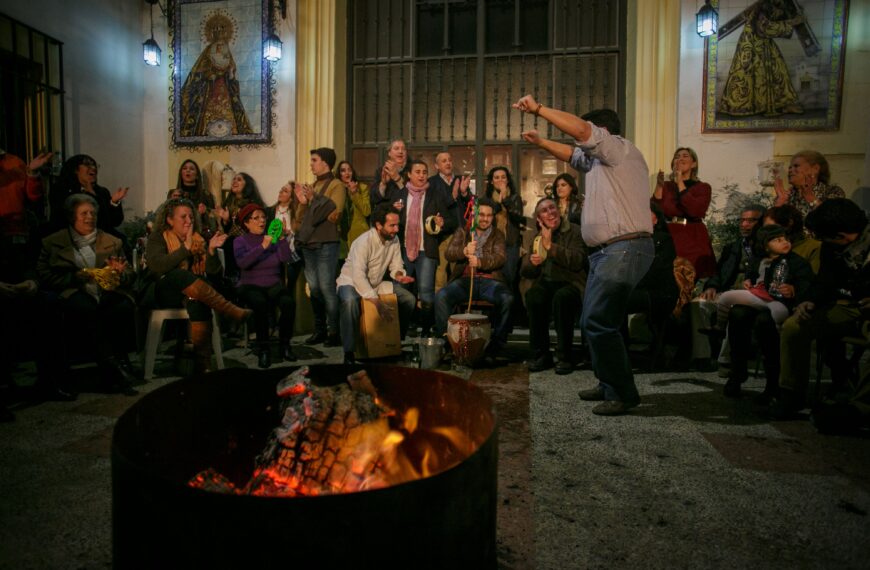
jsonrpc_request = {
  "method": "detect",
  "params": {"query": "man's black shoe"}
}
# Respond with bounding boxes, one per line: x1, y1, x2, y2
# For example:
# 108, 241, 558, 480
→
768, 395, 804, 420
281, 344, 298, 362
40, 387, 78, 402
527, 353, 554, 372
305, 331, 327, 345
555, 360, 574, 375
343, 351, 356, 365
324, 333, 342, 347
258, 350, 271, 369
578, 386, 606, 401
723, 379, 743, 398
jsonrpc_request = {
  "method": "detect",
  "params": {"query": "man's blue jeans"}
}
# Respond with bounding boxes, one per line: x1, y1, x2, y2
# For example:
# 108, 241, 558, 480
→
338, 284, 416, 353
399, 251, 437, 305
302, 243, 339, 334
581, 237, 654, 404
434, 277, 514, 345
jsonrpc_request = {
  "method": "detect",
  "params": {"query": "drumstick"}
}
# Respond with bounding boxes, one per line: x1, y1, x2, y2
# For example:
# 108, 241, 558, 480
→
466, 238, 476, 312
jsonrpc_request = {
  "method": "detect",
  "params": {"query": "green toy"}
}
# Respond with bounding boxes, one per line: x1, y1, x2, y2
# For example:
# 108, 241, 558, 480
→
267, 219, 283, 244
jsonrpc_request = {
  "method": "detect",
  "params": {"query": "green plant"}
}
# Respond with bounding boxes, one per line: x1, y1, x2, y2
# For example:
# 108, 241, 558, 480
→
117, 211, 155, 246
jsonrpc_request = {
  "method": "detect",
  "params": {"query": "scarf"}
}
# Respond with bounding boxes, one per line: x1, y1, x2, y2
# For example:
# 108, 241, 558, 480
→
472, 226, 492, 257
164, 230, 207, 275
405, 180, 429, 261
71, 228, 99, 299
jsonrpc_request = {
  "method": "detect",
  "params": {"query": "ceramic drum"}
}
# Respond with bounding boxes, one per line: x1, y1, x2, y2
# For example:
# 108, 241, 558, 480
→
447, 313, 491, 366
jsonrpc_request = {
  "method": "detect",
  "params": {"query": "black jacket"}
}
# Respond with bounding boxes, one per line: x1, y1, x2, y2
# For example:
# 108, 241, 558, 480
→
396, 186, 458, 260
429, 174, 472, 230
370, 162, 410, 211
807, 225, 870, 307
705, 237, 752, 293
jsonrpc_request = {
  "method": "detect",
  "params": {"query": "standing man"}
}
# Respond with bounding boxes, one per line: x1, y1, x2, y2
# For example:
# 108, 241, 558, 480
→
337, 204, 416, 365
514, 95, 653, 415
520, 198, 586, 374
434, 198, 513, 361
429, 151, 472, 290
297, 147, 345, 347
371, 138, 410, 210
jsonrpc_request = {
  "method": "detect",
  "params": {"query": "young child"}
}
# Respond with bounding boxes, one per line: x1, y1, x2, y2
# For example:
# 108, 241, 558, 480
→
710, 224, 813, 330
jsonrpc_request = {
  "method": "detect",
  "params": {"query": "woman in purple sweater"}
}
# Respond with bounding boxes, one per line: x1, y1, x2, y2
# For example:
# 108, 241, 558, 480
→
234, 203, 298, 368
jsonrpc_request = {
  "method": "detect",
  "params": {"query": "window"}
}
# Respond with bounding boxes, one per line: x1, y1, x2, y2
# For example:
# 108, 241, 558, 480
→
349, 0, 625, 213
0, 14, 65, 167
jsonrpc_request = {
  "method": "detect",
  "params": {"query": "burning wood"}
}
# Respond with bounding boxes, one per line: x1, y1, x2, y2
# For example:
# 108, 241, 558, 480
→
189, 367, 472, 497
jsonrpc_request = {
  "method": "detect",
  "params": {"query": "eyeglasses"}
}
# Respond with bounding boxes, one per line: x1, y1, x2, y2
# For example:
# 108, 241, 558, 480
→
167, 198, 195, 207
80, 158, 100, 169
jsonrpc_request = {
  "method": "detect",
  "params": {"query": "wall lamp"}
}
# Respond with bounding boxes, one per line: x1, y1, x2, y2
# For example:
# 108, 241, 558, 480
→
696, 0, 718, 37
143, 0, 172, 66
263, 0, 286, 61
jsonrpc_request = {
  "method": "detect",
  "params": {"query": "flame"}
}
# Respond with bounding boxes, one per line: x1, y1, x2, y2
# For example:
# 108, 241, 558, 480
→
189, 400, 480, 497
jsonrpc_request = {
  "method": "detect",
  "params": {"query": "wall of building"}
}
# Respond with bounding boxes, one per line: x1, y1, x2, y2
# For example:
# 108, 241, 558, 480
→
674, 0, 869, 206
5, 0, 299, 217
4, 0, 148, 218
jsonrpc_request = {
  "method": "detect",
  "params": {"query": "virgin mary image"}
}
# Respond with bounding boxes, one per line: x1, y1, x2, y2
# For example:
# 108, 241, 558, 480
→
180, 11, 253, 138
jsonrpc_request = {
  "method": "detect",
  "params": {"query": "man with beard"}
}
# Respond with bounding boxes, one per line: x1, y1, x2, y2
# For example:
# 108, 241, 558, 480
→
336, 204, 416, 365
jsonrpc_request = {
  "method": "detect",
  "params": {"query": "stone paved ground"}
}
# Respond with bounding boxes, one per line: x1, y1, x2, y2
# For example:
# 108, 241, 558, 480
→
1, 334, 868, 569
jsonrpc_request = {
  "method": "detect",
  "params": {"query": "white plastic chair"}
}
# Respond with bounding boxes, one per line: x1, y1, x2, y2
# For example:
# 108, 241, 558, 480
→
142, 308, 224, 379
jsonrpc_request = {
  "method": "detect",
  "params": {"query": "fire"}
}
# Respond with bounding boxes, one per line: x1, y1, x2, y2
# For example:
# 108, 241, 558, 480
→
189, 367, 478, 497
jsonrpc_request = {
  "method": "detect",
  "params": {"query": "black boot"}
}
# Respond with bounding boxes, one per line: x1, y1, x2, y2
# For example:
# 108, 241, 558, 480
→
305, 330, 327, 345
281, 340, 297, 362
419, 302, 435, 337
257, 348, 272, 369
324, 332, 341, 347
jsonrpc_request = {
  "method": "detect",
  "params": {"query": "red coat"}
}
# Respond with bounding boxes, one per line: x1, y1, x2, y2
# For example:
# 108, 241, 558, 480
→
651, 179, 716, 279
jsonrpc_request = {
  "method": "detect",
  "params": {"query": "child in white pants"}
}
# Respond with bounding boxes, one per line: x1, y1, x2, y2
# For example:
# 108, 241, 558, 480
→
712, 224, 811, 330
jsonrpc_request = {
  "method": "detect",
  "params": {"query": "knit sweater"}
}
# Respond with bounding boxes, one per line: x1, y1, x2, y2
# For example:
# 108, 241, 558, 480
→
233, 232, 293, 288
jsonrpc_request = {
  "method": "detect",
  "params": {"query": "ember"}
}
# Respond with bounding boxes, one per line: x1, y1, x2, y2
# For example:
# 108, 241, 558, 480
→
189, 367, 475, 497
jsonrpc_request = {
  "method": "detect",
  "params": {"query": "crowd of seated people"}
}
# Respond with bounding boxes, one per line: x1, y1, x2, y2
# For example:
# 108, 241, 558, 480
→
0, 138, 866, 428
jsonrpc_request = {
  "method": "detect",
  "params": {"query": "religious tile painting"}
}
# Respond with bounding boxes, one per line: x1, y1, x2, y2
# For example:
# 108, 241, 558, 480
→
171, 0, 272, 147
703, 0, 849, 132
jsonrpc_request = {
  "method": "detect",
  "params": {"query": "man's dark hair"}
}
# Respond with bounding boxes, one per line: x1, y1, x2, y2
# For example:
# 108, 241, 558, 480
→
805, 198, 868, 239
763, 205, 805, 241
372, 204, 400, 227
581, 109, 621, 136
742, 203, 765, 215
476, 197, 496, 212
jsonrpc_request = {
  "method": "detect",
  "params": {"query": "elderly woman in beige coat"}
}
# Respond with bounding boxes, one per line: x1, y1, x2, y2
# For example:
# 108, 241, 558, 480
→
37, 193, 137, 395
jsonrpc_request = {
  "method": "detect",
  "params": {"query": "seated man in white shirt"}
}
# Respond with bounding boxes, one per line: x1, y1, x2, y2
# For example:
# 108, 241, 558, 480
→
337, 204, 416, 364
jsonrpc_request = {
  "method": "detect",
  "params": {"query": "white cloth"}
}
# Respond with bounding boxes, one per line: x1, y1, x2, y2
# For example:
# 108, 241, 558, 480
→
71, 228, 99, 300
336, 227, 405, 299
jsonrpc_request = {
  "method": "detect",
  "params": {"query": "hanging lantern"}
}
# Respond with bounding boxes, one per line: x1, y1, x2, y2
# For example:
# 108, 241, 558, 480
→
263, 33, 283, 62
143, 37, 161, 66
696, 0, 718, 38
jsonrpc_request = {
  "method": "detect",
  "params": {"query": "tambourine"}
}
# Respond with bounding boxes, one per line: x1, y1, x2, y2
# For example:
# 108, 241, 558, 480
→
424, 215, 442, 235
82, 267, 121, 291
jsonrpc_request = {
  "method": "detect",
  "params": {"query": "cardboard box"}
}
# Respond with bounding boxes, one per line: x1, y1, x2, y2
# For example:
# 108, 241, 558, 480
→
355, 293, 402, 359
